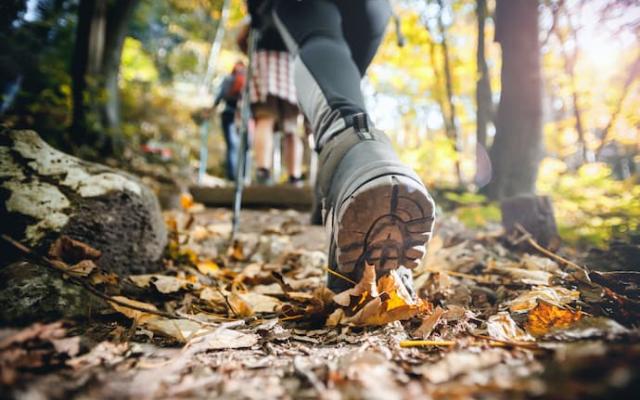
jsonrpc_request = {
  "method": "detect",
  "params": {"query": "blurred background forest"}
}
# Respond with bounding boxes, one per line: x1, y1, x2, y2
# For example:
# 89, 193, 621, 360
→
1, 0, 639, 251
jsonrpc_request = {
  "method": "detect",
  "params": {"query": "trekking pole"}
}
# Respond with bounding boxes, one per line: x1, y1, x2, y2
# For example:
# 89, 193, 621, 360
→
197, 117, 210, 184
231, 29, 258, 241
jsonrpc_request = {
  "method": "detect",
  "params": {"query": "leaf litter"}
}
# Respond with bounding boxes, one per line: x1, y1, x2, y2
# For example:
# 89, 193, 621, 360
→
2, 209, 640, 399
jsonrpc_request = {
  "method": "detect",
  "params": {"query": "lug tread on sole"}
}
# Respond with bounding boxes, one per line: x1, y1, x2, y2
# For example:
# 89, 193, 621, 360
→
335, 175, 434, 275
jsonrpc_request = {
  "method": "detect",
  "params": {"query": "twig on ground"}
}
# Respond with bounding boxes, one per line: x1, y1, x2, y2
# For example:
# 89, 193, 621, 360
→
468, 333, 540, 350
323, 266, 357, 285
424, 268, 493, 283
214, 282, 239, 318
400, 340, 456, 348
513, 224, 589, 275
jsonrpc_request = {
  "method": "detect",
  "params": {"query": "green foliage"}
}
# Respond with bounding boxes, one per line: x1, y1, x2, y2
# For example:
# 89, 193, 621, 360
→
538, 159, 640, 247
121, 38, 159, 82
1, 0, 76, 148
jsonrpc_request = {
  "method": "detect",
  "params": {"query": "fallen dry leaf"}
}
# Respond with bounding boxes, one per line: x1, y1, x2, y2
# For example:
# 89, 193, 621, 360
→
145, 319, 209, 342
89, 271, 119, 285
487, 260, 553, 286
486, 312, 533, 341
329, 268, 429, 326
48, 235, 102, 264
194, 328, 259, 350
526, 301, 583, 337
66, 341, 129, 371
228, 291, 254, 317
413, 306, 445, 338
228, 239, 246, 261
333, 263, 377, 307
509, 286, 580, 312
129, 274, 199, 294
0, 322, 77, 385
235, 292, 282, 313
196, 259, 220, 276
180, 193, 194, 209
108, 296, 159, 325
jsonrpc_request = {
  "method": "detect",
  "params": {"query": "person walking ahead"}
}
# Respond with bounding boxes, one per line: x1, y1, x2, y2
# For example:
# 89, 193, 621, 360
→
249, 0, 435, 295
214, 61, 246, 181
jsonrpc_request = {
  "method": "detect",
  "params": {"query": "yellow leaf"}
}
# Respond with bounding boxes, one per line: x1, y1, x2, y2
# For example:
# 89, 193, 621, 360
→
196, 259, 220, 276
180, 193, 194, 210
330, 267, 429, 326
227, 240, 245, 261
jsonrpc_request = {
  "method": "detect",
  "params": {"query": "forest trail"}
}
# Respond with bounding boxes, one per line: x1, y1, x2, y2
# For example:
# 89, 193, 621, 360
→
2, 206, 639, 399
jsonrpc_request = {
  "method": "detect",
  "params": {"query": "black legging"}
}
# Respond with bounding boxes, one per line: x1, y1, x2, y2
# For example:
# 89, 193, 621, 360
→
271, 0, 391, 148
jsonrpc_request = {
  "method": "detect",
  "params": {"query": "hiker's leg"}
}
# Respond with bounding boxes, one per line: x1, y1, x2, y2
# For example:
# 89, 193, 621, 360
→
284, 134, 302, 181
337, 0, 392, 76
272, 0, 366, 147
282, 112, 304, 183
273, 0, 434, 294
253, 115, 275, 174
221, 112, 238, 181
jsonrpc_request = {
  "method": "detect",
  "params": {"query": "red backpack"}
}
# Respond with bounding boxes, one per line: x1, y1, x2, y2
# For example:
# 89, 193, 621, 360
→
225, 70, 246, 100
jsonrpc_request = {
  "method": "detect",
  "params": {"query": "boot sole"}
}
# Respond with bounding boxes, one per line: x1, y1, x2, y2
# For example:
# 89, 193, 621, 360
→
333, 174, 435, 279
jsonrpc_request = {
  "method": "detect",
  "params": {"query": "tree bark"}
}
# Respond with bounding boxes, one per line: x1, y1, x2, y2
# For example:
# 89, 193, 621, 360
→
475, 0, 493, 187
71, 0, 139, 156
475, 0, 492, 149
501, 195, 560, 250
486, 0, 543, 200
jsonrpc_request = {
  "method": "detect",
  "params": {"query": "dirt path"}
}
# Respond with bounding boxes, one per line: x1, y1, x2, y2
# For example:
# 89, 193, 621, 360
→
2, 207, 639, 399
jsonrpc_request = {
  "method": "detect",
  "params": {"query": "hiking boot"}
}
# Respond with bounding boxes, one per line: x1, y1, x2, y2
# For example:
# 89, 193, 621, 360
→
255, 167, 272, 185
317, 114, 435, 295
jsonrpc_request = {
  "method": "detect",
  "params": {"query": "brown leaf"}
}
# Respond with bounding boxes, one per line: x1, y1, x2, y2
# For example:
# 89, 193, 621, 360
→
228, 291, 254, 317
108, 296, 159, 324
413, 306, 445, 338
48, 235, 101, 264
0, 322, 75, 385
66, 259, 97, 278
89, 271, 119, 286
333, 263, 377, 307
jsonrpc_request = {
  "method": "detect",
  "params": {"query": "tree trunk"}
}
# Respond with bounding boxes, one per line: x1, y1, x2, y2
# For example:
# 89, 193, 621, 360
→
70, 0, 98, 148
475, 0, 493, 187
436, 0, 463, 185
71, 0, 139, 156
486, 0, 543, 200
102, 1, 139, 148
0, 129, 167, 276
501, 195, 560, 250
